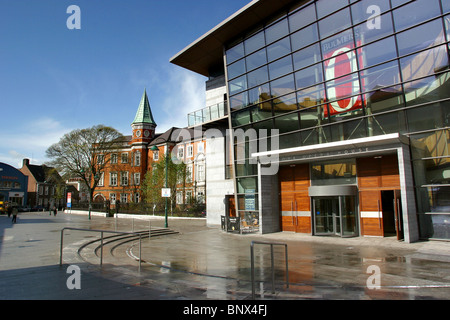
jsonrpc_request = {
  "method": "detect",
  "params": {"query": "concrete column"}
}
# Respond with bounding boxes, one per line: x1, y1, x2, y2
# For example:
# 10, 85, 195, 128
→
397, 144, 420, 243
258, 162, 280, 234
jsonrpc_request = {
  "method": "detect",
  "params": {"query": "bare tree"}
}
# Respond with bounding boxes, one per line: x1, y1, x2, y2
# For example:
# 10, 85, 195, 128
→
46, 125, 123, 217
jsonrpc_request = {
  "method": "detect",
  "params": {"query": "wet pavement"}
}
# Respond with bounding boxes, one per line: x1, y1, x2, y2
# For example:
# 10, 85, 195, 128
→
0, 211, 449, 301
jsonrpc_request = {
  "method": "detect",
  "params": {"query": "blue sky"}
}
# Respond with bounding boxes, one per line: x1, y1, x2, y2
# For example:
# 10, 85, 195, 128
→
0, 0, 249, 167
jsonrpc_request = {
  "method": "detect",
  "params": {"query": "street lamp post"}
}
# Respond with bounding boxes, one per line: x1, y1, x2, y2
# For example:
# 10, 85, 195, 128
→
151, 145, 169, 228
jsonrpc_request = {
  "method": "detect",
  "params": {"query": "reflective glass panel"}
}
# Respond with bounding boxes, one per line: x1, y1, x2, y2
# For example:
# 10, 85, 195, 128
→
404, 73, 450, 107
353, 12, 394, 45
269, 56, 293, 80
289, 3, 316, 32
318, 8, 352, 39
444, 0, 450, 14
316, 0, 349, 19
247, 66, 269, 88
267, 37, 291, 62
248, 83, 271, 105
271, 74, 296, 97
300, 105, 327, 129
293, 43, 321, 71
272, 93, 298, 113
231, 109, 251, 126
246, 48, 267, 71
358, 36, 397, 69
393, 0, 441, 32
227, 59, 246, 80
295, 63, 323, 90
291, 23, 319, 51
368, 110, 407, 136
407, 103, 444, 132
351, 0, 390, 25
230, 92, 249, 111
297, 84, 326, 109
396, 19, 445, 57
226, 42, 244, 64
250, 104, 273, 122
229, 75, 247, 95
360, 60, 400, 92
364, 84, 404, 114
244, 30, 265, 55
265, 18, 289, 44
275, 113, 300, 133
400, 45, 449, 82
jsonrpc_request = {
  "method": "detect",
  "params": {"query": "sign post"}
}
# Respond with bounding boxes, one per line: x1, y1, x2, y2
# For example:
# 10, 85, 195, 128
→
67, 192, 72, 213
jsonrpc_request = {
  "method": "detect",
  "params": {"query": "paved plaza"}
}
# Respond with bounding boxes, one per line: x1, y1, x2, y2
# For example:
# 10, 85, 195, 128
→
0, 211, 449, 301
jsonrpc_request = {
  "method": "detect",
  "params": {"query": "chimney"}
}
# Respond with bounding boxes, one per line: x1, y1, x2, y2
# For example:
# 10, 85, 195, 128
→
23, 159, 30, 167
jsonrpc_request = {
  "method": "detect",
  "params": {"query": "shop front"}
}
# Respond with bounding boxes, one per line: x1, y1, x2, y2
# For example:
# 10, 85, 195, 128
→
255, 133, 419, 242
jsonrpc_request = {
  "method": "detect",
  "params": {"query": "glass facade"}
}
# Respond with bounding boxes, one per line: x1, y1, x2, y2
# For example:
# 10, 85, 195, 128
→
225, 0, 450, 238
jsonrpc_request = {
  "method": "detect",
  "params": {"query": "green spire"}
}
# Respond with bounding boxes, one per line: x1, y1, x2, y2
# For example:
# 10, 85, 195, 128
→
132, 89, 156, 126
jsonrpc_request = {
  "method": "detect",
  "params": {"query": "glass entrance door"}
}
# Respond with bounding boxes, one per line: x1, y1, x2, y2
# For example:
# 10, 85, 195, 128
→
313, 196, 358, 237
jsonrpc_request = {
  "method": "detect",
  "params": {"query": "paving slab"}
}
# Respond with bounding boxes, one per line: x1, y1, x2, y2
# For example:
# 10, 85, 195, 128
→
1, 212, 449, 302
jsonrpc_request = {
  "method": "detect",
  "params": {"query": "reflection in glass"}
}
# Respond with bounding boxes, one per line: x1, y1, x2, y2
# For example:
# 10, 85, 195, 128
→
271, 74, 296, 98
289, 3, 316, 32
396, 19, 444, 57
407, 103, 444, 132
364, 85, 404, 114
393, 0, 440, 32
311, 159, 357, 186
226, 42, 244, 64
275, 113, 300, 133
227, 59, 246, 80
230, 92, 249, 111
297, 84, 326, 109
244, 30, 265, 55
295, 63, 323, 90
293, 43, 321, 71
247, 66, 269, 88
316, 0, 348, 19
404, 73, 450, 107
248, 84, 271, 106
229, 75, 247, 95
246, 49, 267, 71
267, 37, 291, 62
269, 56, 293, 80
400, 45, 449, 82
358, 36, 397, 68
318, 8, 351, 39
353, 12, 394, 45
265, 18, 289, 44
291, 23, 319, 52
360, 60, 400, 92
272, 93, 297, 114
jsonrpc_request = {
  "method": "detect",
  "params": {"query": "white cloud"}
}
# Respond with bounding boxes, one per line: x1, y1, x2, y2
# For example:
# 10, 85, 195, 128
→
131, 65, 206, 133
0, 117, 72, 167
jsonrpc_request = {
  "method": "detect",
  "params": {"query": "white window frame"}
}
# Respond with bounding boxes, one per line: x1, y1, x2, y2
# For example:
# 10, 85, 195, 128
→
120, 171, 129, 186
121, 153, 128, 164
134, 172, 140, 186
134, 151, 141, 166
110, 172, 118, 186
187, 145, 194, 158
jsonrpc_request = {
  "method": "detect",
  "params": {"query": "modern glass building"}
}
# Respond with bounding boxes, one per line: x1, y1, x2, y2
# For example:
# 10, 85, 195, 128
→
171, 0, 450, 242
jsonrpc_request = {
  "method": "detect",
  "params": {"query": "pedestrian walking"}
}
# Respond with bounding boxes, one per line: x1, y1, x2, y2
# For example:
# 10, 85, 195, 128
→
11, 206, 18, 223
7, 203, 12, 218
53, 206, 57, 216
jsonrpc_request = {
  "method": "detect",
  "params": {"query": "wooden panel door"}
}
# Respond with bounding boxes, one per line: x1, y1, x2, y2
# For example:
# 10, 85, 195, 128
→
280, 164, 311, 233
360, 190, 383, 237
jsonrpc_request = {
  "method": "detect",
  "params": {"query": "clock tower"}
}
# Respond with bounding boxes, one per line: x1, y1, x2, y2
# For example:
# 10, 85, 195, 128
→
131, 89, 157, 146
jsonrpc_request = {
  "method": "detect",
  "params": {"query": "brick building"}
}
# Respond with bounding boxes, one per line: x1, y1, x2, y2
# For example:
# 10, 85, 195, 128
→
93, 90, 206, 210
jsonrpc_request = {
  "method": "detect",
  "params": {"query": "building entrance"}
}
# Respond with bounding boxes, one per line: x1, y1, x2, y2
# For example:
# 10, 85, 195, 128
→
313, 196, 358, 237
